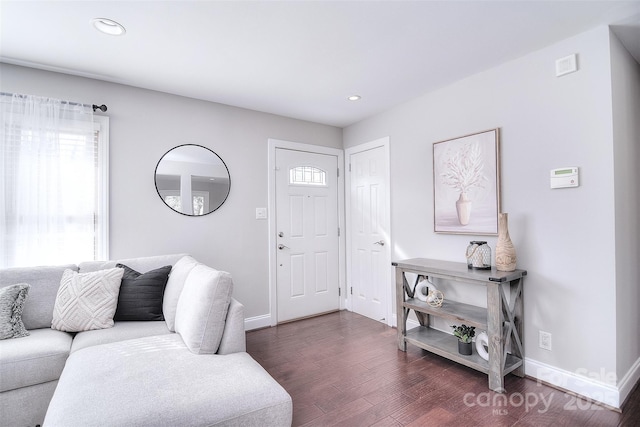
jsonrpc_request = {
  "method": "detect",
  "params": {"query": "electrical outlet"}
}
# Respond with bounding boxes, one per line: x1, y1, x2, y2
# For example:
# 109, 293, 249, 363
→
539, 331, 552, 351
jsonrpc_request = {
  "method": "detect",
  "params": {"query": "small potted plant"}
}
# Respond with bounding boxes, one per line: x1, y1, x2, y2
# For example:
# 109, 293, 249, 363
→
451, 324, 476, 355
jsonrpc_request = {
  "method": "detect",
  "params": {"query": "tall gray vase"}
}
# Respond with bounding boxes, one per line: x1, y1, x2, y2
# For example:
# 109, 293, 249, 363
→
495, 213, 517, 271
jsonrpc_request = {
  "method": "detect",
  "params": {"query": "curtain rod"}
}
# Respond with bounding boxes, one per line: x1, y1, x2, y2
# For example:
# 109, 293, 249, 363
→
1, 92, 107, 113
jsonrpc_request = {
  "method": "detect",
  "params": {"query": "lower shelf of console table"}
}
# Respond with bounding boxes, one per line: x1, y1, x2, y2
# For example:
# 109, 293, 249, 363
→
394, 258, 527, 393
405, 326, 523, 376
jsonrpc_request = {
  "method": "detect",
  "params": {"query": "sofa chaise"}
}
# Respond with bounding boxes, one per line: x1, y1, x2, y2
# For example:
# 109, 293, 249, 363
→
0, 254, 292, 427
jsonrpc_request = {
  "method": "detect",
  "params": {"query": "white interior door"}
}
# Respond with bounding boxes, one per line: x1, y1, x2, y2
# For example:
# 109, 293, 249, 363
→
347, 140, 391, 323
275, 148, 340, 322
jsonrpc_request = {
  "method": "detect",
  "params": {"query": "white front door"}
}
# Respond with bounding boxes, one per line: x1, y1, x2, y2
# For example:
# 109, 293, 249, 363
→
347, 139, 391, 323
275, 148, 340, 322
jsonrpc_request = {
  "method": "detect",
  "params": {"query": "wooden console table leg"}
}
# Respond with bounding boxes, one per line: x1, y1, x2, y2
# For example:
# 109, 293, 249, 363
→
487, 281, 505, 392
396, 267, 407, 351
511, 277, 525, 377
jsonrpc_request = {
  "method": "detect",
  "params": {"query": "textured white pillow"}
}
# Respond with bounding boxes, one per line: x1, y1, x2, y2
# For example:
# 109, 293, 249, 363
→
51, 268, 124, 332
174, 264, 233, 354
0, 283, 30, 340
163, 255, 200, 332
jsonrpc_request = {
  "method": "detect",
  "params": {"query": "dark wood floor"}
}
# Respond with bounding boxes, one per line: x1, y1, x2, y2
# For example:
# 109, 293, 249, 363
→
246, 311, 639, 427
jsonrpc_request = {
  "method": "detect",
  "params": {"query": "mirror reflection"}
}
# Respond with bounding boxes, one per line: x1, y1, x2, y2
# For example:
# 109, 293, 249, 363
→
155, 144, 230, 216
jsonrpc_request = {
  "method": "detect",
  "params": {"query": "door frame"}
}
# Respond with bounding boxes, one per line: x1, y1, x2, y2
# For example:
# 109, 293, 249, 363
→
345, 137, 393, 326
268, 138, 345, 326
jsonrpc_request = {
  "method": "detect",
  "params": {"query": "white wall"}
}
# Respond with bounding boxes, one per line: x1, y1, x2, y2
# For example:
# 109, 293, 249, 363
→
344, 25, 632, 403
610, 29, 640, 397
2, 22, 638, 406
0, 63, 342, 319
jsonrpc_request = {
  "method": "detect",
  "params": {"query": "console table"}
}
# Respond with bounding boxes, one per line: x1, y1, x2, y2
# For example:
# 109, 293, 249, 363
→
393, 258, 527, 392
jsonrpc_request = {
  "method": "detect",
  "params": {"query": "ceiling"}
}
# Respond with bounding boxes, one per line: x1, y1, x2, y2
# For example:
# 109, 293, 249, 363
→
1, 1, 639, 128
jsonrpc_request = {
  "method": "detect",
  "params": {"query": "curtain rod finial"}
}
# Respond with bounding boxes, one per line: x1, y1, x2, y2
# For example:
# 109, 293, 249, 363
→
92, 104, 107, 112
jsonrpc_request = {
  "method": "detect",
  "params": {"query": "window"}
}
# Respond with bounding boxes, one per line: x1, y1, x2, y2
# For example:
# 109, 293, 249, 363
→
164, 195, 182, 211
289, 166, 326, 186
160, 190, 210, 216
0, 94, 109, 268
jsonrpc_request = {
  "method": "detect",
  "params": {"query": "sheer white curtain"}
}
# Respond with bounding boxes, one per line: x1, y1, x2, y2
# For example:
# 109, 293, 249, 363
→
1, 93, 97, 268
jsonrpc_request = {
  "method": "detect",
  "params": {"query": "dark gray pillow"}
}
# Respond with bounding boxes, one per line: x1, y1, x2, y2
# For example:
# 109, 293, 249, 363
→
0, 283, 30, 340
114, 264, 171, 321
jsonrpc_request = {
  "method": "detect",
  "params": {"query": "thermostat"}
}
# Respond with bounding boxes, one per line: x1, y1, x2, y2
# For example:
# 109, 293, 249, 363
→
550, 167, 579, 189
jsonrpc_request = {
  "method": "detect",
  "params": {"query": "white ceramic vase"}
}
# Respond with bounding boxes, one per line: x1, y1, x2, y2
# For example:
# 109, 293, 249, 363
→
456, 192, 471, 226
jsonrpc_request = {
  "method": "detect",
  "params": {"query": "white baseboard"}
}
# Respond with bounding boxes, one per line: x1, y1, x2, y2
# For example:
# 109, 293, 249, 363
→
618, 356, 640, 407
406, 318, 448, 334
389, 311, 398, 327
244, 314, 271, 331
525, 358, 621, 409
407, 318, 419, 329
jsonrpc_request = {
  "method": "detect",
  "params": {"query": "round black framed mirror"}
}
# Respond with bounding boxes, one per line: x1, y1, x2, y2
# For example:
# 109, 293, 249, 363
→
154, 144, 230, 216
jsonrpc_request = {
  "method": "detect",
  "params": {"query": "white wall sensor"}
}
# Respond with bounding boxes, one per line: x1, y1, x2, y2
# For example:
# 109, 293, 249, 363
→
556, 54, 578, 77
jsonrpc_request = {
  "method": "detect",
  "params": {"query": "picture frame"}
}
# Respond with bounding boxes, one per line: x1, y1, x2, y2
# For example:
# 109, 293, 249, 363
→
433, 128, 500, 235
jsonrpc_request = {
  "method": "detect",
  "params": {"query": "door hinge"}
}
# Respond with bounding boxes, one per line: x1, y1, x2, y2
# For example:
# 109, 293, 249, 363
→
337, 168, 340, 177
350, 287, 353, 295
339, 287, 341, 296
349, 163, 352, 172
338, 227, 341, 237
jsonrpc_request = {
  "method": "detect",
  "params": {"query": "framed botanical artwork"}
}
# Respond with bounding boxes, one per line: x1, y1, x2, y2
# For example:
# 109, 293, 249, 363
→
433, 128, 500, 235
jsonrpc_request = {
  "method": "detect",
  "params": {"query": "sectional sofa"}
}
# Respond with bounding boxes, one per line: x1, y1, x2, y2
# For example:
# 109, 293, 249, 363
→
0, 254, 292, 427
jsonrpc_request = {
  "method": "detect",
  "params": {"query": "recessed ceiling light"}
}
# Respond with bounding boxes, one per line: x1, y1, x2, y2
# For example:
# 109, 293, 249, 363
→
347, 95, 361, 101
92, 18, 126, 36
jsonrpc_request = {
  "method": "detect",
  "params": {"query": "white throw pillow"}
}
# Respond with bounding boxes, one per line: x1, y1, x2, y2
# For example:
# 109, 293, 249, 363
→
174, 264, 233, 354
163, 255, 200, 331
0, 283, 30, 340
51, 268, 124, 332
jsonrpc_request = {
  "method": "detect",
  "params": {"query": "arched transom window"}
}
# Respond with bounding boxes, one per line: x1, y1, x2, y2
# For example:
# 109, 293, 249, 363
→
289, 166, 326, 186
